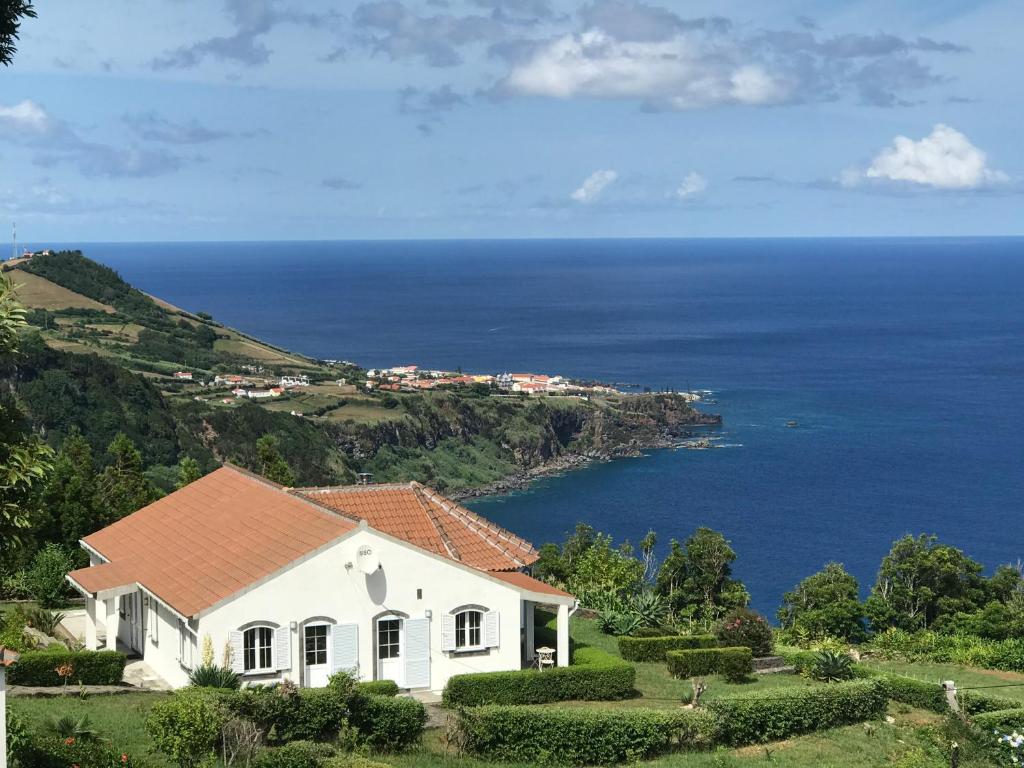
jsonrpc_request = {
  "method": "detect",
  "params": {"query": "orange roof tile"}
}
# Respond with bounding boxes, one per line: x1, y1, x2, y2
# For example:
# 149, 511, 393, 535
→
293, 482, 538, 572
69, 466, 357, 617
489, 570, 574, 599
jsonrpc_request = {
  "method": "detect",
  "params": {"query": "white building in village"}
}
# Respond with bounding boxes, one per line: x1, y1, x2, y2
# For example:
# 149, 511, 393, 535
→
66, 466, 575, 692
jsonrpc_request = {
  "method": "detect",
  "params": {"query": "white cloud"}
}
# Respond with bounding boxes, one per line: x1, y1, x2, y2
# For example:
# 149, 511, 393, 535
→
571, 169, 618, 202
675, 171, 708, 199
503, 30, 790, 109
846, 124, 1009, 190
0, 100, 54, 135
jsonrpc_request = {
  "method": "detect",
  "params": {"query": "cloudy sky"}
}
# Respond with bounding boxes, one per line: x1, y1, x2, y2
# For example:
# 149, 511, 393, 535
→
1, 0, 1021, 241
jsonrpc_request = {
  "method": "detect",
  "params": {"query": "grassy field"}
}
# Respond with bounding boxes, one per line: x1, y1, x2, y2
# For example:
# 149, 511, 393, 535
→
8, 270, 112, 312
862, 658, 1024, 702
9, 692, 174, 767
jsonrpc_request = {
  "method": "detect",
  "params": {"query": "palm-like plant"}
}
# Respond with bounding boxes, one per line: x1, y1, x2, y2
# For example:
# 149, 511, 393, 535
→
45, 714, 97, 743
810, 650, 854, 683
188, 663, 241, 690
23, 606, 66, 637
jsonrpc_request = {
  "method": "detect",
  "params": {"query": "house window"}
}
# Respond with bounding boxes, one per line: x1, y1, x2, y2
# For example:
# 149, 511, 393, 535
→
378, 618, 401, 660
243, 626, 274, 672
305, 624, 328, 666
455, 609, 483, 650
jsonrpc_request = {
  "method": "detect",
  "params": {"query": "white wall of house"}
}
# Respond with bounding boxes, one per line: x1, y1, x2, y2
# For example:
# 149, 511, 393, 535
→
138, 528, 525, 692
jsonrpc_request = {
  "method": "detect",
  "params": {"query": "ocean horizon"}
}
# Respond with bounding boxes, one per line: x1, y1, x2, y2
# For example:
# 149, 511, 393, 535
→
43, 236, 1024, 617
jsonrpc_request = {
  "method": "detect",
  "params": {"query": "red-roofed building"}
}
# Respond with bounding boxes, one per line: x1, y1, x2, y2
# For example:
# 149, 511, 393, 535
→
66, 466, 574, 693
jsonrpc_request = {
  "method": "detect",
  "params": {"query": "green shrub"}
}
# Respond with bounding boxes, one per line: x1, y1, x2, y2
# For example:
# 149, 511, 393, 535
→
347, 692, 426, 751
443, 647, 634, 706
24, 544, 75, 608
810, 650, 855, 682
188, 663, 240, 689
0, 608, 31, 653
666, 647, 752, 682
21, 606, 66, 637
973, 708, 1024, 732
709, 679, 887, 746
7, 649, 126, 686
716, 608, 774, 657
146, 688, 229, 767
355, 680, 399, 697
231, 684, 349, 745
778, 647, 819, 674
18, 736, 142, 768
963, 690, 1024, 715
618, 634, 717, 662
631, 626, 677, 638
456, 705, 718, 765
251, 740, 337, 768
322, 756, 392, 768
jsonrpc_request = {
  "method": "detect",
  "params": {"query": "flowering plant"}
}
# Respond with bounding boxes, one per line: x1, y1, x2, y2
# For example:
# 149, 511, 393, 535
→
995, 730, 1024, 765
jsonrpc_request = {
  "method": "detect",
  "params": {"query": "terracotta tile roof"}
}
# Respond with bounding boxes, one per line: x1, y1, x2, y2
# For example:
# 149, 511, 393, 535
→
68, 466, 357, 617
489, 570, 574, 599
293, 482, 538, 572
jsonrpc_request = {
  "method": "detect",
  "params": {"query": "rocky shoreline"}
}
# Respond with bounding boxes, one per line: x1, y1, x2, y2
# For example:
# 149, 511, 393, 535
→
451, 418, 719, 501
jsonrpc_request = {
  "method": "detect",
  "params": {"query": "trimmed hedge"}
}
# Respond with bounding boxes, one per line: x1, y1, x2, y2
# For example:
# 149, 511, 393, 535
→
347, 692, 427, 751
231, 686, 350, 744
7, 649, 126, 686
973, 708, 1024, 733
442, 647, 635, 707
456, 705, 718, 765
355, 680, 399, 697
852, 664, 1022, 716
708, 679, 887, 746
252, 741, 337, 768
666, 647, 752, 682
618, 635, 717, 662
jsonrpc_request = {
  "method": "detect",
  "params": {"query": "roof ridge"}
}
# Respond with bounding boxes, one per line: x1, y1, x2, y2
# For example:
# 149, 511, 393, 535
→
295, 482, 416, 494
417, 486, 536, 569
411, 485, 462, 562
222, 462, 287, 490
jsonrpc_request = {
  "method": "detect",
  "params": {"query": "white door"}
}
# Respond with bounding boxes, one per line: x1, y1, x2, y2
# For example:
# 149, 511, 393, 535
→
376, 616, 403, 686
128, 592, 144, 653
304, 623, 331, 688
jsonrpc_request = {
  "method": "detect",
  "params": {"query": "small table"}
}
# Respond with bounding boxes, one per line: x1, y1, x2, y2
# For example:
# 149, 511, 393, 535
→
536, 646, 555, 670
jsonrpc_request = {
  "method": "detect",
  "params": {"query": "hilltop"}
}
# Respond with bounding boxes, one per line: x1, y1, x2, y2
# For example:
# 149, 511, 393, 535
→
2, 250, 720, 495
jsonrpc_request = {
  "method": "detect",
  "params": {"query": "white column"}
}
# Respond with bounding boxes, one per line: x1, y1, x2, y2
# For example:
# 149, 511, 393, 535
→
104, 598, 118, 651
1, 666, 8, 768
524, 602, 536, 664
85, 597, 98, 650
556, 603, 569, 668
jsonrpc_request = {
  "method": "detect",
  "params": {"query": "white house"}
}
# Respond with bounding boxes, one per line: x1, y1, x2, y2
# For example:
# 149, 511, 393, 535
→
66, 466, 575, 693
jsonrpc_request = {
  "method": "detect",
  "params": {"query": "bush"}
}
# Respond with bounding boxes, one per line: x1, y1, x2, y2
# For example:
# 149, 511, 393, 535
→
618, 634, 717, 662
24, 545, 75, 608
853, 667, 947, 712
147, 688, 229, 767
716, 608, 774, 657
708, 679, 887, 746
7, 649, 126, 686
810, 650, 855, 682
355, 680, 399, 697
231, 683, 350, 745
18, 736, 142, 768
189, 663, 240, 689
666, 647, 752, 682
347, 692, 426, 751
973, 708, 1024, 733
0, 608, 31, 653
455, 705, 718, 765
251, 741, 337, 768
442, 647, 635, 706
778, 647, 819, 674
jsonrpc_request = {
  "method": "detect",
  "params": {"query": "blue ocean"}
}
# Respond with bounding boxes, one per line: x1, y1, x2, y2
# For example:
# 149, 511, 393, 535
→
66, 238, 1024, 616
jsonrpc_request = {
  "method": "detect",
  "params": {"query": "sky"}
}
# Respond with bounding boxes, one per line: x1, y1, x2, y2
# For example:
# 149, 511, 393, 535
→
1, 0, 1022, 241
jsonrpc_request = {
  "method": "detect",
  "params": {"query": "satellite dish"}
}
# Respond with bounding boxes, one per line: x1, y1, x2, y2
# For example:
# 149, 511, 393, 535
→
356, 545, 380, 575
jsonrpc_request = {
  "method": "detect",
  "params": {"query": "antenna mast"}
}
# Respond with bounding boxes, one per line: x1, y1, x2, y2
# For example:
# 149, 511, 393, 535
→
11, 221, 15, 261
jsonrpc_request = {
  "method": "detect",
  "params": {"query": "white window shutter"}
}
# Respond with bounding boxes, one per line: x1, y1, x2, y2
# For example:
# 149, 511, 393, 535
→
484, 610, 500, 648
441, 613, 456, 652
229, 631, 245, 674
275, 626, 291, 671
331, 624, 359, 676
404, 617, 430, 689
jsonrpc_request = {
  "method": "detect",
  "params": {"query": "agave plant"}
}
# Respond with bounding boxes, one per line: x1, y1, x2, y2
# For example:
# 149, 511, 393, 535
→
23, 606, 66, 637
628, 590, 668, 628
45, 714, 97, 743
810, 650, 854, 683
188, 663, 241, 690
597, 610, 644, 636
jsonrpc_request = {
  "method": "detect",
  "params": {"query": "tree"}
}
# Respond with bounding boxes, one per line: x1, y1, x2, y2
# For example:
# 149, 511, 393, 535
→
176, 456, 203, 489
95, 432, 159, 524
777, 562, 866, 642
0, 0, 35, 66
256, 434, 297, 486
38, 428, 100, 551
655, 527, 749, 629
1, 270, 53, 555
864, 534, 986, 632
565, 533, 644, 607
24, 542, 74, 607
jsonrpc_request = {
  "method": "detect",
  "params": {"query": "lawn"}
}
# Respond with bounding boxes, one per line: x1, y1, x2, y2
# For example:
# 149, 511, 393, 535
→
862, 658, 1024, 702
9, 692, 174, 767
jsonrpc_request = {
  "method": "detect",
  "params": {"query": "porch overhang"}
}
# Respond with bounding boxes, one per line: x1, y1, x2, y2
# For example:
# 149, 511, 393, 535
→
488, 570, 576, 607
